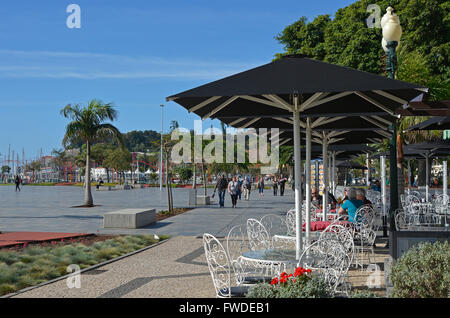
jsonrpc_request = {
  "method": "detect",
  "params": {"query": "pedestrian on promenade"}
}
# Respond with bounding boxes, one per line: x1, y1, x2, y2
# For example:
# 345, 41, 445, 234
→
278, 174, 287, 196
272, 177, 278, 196
228, 176, 239, 208
237, 177, 243, 200
257, 177, 264, 196
14, 175, 21, 192
213, 174, 228, 208
243, 176, 251, 200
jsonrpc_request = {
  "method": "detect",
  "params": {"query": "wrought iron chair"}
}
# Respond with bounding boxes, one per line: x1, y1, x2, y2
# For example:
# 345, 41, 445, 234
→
246, 218, 272, 251
352, 206, 377, 269
203, 233, 249, 298
298, 238, 351, 295
260, 214, 289, 237
225, 224, 272, 285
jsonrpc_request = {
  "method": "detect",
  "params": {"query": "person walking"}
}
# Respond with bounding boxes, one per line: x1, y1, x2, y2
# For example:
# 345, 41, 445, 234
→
15, 175, 21, 192
213, 174, 228, 208
257, 177, 264, 196
228, 176, 239, 208
272, 177, 278, 196
243, 176, 251, 201
278, 174, 287, 196
237, 177, 243, 200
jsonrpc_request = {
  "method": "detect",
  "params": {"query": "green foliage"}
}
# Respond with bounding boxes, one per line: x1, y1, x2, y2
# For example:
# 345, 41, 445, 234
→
1, 165, 11, 174
175, 166, 193, 183
103, 148, 132, 175
276, 0, 449, 81
122, 130, 161, 153
246, 273, 331, 298
350, 290, 380, 298
390, 240, 450, 298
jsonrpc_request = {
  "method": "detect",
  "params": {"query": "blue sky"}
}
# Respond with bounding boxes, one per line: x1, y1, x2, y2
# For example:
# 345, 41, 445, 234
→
0, 0, 355, 162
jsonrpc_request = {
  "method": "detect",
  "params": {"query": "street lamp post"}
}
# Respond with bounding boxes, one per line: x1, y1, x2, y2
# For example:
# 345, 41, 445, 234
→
160, 104, 164, 191
381, 6, 402, 235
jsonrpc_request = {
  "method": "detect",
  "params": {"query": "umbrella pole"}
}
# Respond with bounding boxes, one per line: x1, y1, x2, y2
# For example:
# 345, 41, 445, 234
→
366, 153, 370, 187
381, 155, 388, 237
332, 152, 336, 196
322, 133, 328, 221
305, 118, 312, 244
407, 159, 411, 195
444, 160, 448, 227
293, 95, 303, 260
426, 156, 429, 202
444, 160, 448, 198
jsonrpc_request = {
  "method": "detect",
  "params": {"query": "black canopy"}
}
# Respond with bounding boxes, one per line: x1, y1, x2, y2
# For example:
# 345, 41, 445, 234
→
167, 54, 426, 120
397, 100, 450, 117
404, 116, 450, 131
370, 140, 450, 159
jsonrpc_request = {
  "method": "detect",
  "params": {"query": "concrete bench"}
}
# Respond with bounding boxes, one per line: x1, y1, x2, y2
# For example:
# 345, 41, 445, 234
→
103, 208, 156, 229
196, 195, 211, 205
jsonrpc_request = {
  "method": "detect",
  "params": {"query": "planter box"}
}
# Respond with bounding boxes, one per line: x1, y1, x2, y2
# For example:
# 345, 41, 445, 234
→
103, 208, 156, 229
389, 230, 450, 260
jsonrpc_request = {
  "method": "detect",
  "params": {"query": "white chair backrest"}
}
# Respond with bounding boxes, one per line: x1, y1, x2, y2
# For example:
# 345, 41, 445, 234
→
299, 238, 351, 292
246, 218, 271, 251
260, 214, 288, 237
203, 233, 231, 298
226, 224, 250, 262
285, 209, 296, 236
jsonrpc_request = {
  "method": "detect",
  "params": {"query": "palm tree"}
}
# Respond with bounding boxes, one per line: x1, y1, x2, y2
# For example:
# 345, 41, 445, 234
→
61, 100, 125, 207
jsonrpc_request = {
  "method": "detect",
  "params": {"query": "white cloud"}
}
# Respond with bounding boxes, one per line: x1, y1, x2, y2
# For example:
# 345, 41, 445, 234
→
0, 49, 262, 80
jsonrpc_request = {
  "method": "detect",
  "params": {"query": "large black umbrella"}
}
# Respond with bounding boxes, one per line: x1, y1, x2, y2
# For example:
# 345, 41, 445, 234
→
404, 116, 450, 132
167, 54, 426, 119
397, 100, 450, 117
167, 54, 427, 258
371, 141, 450, 200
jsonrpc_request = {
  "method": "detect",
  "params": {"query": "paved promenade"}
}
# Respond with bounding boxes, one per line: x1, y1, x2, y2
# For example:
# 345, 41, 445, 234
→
5, 187, 388, 298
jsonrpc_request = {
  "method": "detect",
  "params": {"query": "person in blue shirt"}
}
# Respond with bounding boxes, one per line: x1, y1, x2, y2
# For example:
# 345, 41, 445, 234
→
338, 188, 364, 223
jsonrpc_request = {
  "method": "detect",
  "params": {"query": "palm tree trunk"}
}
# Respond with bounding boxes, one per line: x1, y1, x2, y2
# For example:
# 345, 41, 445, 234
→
84, 140, 94, 207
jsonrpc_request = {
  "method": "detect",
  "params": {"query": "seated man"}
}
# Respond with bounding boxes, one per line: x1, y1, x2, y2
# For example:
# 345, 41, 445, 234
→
358, 188, 373, 207
312, 187, 337, 209
338, 188, 364, 223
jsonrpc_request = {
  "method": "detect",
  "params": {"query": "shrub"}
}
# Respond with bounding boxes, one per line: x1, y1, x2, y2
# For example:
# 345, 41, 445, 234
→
246, 267, 332, 298
390, 240, 450, 298
350, 290, 380, 298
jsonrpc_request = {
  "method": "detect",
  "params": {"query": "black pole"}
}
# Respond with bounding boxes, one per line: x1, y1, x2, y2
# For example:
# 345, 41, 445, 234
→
389, 122, 398, 233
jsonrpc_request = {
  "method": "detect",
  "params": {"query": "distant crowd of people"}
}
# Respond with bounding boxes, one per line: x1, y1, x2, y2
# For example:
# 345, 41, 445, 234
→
213, 174, 289, 208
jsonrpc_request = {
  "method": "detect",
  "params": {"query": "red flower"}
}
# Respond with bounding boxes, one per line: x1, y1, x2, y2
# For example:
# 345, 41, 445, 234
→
270, 277, 278, 285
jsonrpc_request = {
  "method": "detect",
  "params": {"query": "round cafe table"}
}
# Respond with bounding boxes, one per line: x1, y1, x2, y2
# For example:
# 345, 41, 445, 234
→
239, 248, 298, 277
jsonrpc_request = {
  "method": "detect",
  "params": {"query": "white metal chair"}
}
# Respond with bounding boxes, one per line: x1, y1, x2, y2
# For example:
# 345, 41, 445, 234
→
260, 214, 289, 237
246, 218, 272, 251
225, 224, 272, 285
298, 238, 351, 295
203, 233, 249, 298
352, 206, 377, 269
285, 209, 296, 237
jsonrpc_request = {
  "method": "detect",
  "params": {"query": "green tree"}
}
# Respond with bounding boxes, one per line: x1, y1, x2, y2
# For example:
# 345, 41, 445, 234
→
103, 148, 132, 184
61, 100, 125, 207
